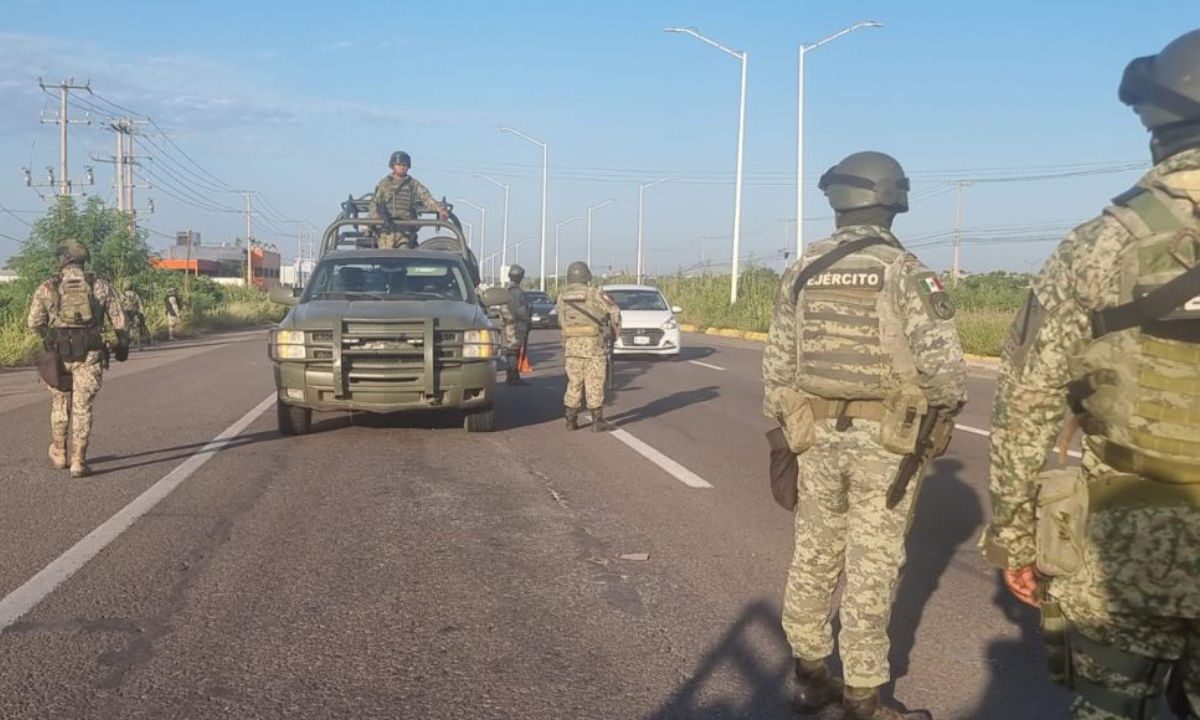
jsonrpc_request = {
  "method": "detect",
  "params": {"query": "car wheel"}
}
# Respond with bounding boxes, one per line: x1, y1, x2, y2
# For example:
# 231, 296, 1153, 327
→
464, 408, 496, 433
277, 399, 312, 436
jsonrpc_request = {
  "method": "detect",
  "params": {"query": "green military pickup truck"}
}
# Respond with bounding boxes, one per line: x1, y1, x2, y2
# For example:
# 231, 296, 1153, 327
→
268, 202, 502, 435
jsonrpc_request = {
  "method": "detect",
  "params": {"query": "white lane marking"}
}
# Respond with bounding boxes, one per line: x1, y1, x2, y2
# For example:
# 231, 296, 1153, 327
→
0, 393, 276, 631
687, 360, 726, 371
955, 422, 1081, 459
609, 428, 714, 489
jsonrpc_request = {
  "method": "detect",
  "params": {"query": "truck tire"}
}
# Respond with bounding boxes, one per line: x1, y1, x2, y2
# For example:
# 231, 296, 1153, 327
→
464, 408, 495, 433
277, 399, 312, 436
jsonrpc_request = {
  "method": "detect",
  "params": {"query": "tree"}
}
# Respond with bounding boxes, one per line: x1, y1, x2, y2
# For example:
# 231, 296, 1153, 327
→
8, 196, 152, 288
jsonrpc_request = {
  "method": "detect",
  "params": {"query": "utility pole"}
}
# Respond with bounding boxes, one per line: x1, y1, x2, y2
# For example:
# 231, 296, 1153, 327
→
244, 192, 255, 287
39, 79, 91, 197
952, 181, 971, 286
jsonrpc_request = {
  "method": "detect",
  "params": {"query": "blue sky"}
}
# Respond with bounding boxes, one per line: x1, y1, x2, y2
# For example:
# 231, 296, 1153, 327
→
1, 1, 1196, 276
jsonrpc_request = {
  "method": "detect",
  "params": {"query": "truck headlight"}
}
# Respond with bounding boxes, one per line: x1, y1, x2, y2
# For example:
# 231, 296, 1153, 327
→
463, 328, 495, 358
272, 329, 306, 359
662, 317, 679, 330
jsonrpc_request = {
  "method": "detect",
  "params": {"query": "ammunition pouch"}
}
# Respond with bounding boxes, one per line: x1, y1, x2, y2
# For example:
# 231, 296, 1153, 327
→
49, 327, 101, 363
766, 427, 799, 511
773, 389, 818, 455
880, 388, 929, 455
1096, 441, 1200, 485
1035, 467, 1089, 577
35, 348, 71, 391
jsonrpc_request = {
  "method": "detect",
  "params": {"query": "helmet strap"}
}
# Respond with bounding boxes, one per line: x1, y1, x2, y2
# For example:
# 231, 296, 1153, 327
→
835, 206, 897, 230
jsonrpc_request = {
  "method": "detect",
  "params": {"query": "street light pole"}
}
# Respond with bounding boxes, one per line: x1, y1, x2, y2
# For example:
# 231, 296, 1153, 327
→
476, 173, 510, 272
454, 197, 487, 281
586, 199, 615, 269
554, 216, 582, 292
637, 178, 670, 284
511, 238, 532, 265
500, 127, 548, 291
665, 26, 747, 303
796, 21, 883, 259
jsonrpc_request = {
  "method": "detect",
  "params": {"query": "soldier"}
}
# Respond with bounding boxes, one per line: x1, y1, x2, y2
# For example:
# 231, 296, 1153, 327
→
122, 282, 148, 346
369, 150, 449, 249
27, 240, 128, 478
498, 264, 532, 386
557, 261, 621, 432
164, 288, 182, 341
763, 151, 965, 719
981, 30, 1200, 719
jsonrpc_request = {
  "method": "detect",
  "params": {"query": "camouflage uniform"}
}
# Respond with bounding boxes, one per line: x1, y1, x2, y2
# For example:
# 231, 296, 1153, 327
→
557, 283, 621, 411
981, 149, 1200, 719
763, 224, 966, 689
27, 265, 125, 475
498, 283, 530, 365
165, 293, 181, 340
369, 174, 444, 249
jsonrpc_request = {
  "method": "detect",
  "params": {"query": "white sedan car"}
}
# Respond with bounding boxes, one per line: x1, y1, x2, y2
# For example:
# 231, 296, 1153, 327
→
602, 284, 682, 357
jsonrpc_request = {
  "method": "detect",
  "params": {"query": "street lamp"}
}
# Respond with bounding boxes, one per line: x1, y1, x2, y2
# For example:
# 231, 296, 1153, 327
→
454, 197, 487, 281
476, 173, 510, 270
499, 127, 549, 291
554, 216, 582, 291
637, 178, 671, 284
796, 21, 883, 258
665, 26, 747, 303
586, 199, 615, 269
510, 238, 533, 265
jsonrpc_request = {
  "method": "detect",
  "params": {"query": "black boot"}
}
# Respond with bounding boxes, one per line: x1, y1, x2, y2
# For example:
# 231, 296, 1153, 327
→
792, 658, 842, 714
591, 407, 613, 432
843, 686, 932, 720
565, 407, 579, 431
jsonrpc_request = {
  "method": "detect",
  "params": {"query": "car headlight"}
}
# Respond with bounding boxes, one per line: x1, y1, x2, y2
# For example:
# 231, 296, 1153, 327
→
463, 328, 496, 358
271, 329, 306, 359
662, 317, 679, 330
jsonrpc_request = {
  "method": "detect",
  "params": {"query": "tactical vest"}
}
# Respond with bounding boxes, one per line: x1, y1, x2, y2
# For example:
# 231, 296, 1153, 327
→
380, 177, 419, 220
1070, 180, 1200, 484
794, 240, 921, 400
558, 285, 602, 338
49, 273, 102, 361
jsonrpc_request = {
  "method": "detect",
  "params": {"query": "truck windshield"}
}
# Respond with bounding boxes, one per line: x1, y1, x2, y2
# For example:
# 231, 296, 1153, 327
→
606, 289, 668, 311
306, 258, 470, 302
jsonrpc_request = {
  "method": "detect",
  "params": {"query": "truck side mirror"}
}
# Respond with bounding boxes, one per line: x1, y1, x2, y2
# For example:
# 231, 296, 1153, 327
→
481, 287, 511, 307
268, 284, 299, 306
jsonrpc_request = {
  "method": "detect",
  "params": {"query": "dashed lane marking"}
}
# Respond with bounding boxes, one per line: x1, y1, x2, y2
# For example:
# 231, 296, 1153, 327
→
0, 393, 276, 631
687, 360, 726, 371
608, 428, 714, 489
955, 422, 1081, 459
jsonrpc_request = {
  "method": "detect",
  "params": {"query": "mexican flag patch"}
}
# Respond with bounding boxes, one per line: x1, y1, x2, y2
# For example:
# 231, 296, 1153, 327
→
919, 276, 945, 295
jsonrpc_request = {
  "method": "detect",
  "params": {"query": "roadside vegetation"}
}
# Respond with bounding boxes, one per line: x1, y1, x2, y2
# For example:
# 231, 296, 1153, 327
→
0, 196, 284, 367
617, 268, 1031, 357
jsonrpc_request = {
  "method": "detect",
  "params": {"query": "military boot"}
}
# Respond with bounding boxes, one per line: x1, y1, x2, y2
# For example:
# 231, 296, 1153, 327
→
48, 440, 68, 470
565, 407, 580, 431
792, 657, 842, 714
843, 686, 932, 720
69, 442, 90, 479
591, 407, 614, 432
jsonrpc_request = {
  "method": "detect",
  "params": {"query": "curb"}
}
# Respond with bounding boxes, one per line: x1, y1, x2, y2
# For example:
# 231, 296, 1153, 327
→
680, 323, 1003, 366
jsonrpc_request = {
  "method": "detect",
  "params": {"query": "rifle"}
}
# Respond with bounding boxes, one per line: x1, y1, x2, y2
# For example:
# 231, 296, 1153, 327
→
604, 324, 614, 392
885, 408, 942, 510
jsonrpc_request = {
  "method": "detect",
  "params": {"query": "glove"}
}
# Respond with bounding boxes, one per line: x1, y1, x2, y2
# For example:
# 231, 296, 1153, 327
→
113, 331, 130, 362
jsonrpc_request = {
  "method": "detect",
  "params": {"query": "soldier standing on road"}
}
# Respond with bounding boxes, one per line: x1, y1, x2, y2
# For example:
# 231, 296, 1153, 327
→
499, 264, 531, 386
981, 30, 1200, 719
557, 261, 621, 432
763, 152, 966, 719
122, 283, 148, 345
27, 241, 128, 478
369, 151, 448, 249
164, 288, 182, 341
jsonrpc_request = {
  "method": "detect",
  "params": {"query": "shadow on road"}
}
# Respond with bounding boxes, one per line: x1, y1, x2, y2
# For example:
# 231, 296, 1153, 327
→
888, 458, 980, 680
609, 386, 721, 425
677, 346, 717, 362
88, 430, 283, 476
645, 599, 797, 720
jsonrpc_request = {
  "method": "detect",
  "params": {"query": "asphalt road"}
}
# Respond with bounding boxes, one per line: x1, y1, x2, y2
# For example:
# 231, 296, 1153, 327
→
0, 328, 1070, 719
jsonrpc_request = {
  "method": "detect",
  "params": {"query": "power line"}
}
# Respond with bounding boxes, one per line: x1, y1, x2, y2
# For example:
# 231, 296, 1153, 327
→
0, 201, 33, 228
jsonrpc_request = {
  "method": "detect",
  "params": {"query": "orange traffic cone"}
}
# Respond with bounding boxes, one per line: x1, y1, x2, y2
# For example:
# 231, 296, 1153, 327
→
518, 344, 534, 374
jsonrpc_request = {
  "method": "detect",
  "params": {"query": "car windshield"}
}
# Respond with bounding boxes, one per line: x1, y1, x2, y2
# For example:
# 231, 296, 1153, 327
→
606, 289, 668, 312
305, 258, 470, 302
526, 292, 551, 303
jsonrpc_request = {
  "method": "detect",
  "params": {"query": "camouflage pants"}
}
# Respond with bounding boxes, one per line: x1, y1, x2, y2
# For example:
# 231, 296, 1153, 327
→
166, 314, 179, 338
48, 351, 104, 454
1048, 496, 1200, 719
563, 355, 606, 410
782, 419, 921, 689
378, 231, 416, 249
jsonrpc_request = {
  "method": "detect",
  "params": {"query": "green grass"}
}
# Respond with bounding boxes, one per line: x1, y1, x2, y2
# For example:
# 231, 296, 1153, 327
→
955, 308, 1015, 357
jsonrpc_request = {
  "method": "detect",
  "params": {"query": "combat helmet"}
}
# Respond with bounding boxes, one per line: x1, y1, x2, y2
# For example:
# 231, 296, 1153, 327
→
818, 152, 910, 213
389, 150, 412, 167
508, 264, 526, 283
1120, 29, 1200, 131
566, 261, 592, 284
55, 240, 90, 268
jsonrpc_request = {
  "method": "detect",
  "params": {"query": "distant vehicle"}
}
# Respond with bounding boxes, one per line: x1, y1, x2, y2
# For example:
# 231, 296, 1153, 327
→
268, 204, 501, 435
526, 290, 558, 329
601, 284, 682, 357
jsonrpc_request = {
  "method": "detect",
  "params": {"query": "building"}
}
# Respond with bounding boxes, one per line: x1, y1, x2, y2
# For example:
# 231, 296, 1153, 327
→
280, 258, 316, 288
153, 231, 280, 288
